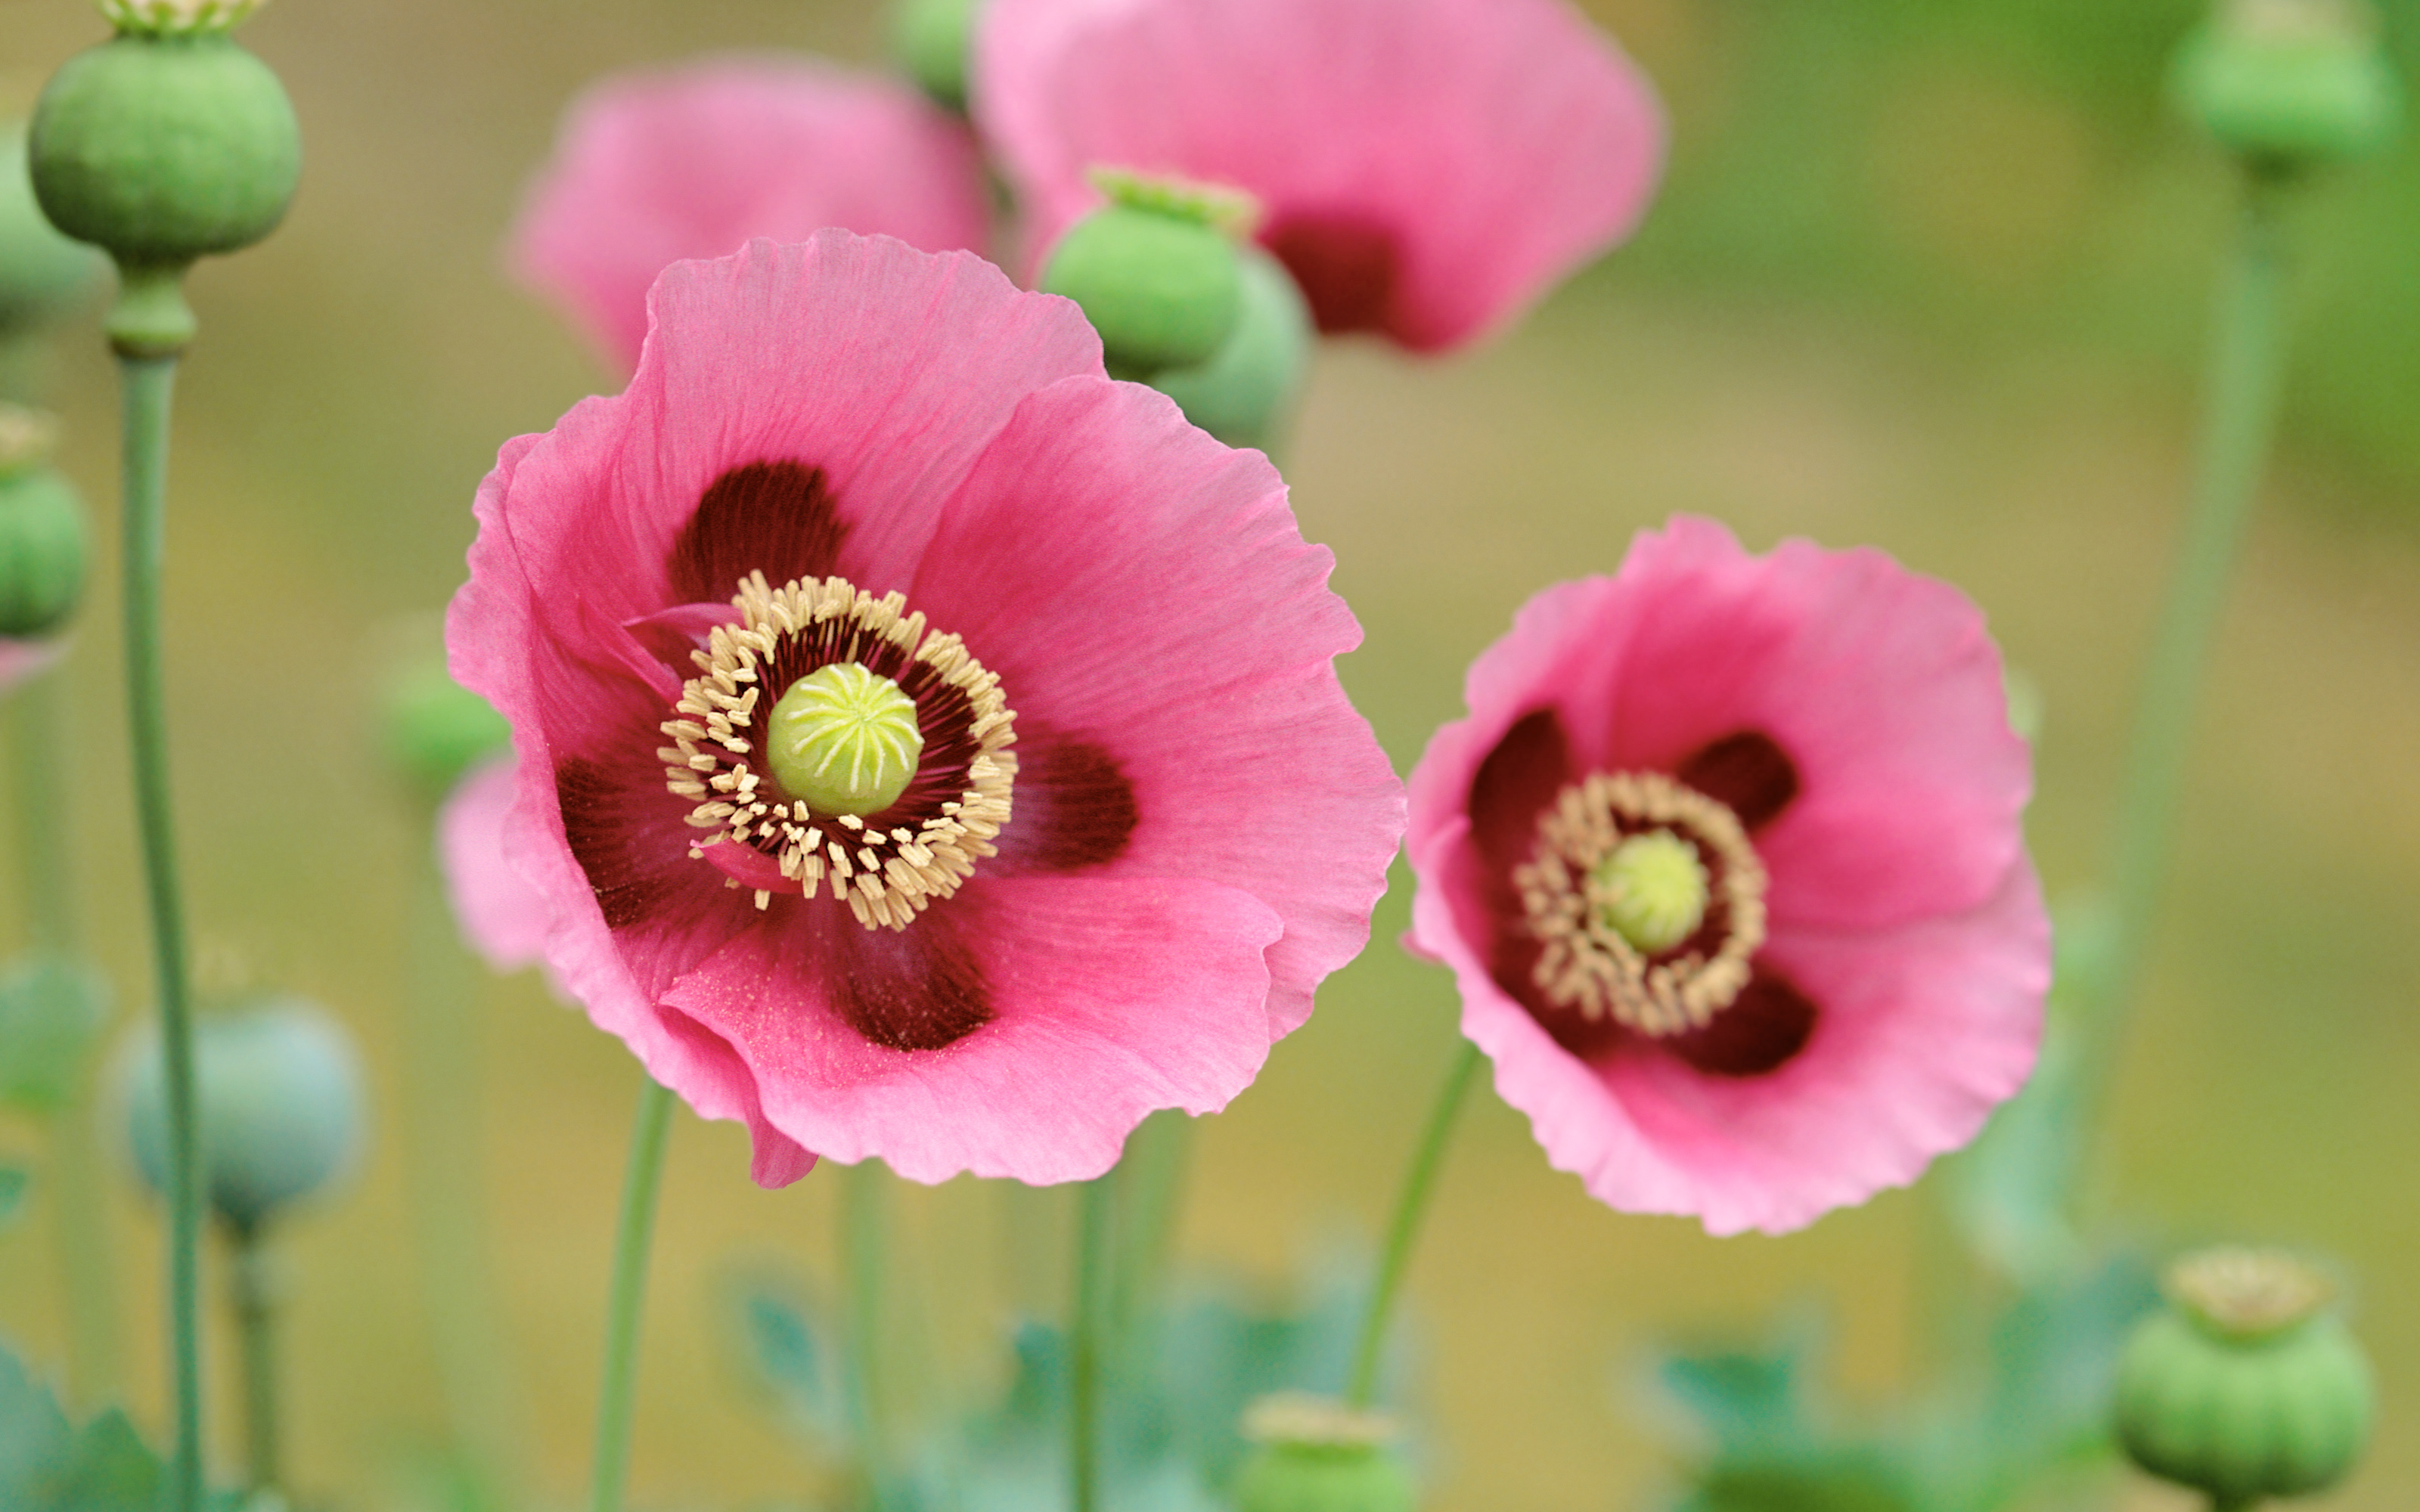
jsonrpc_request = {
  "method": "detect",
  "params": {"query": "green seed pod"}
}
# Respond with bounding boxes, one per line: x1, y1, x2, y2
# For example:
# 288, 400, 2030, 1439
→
1043, 170, 1258, 380
1148, 245, 1311, 453
0, 407, 88, 639
1235, 1395, 1417, 1512
893, 0, 985, 114
120, 997, 366, 1234
0, 955, 112, 1116
1, 122, 107, 339
2115, 1248, 2375, 1504
2172, 0, 2403, 172
29, 33, 301, 271
380, 651, 512, 800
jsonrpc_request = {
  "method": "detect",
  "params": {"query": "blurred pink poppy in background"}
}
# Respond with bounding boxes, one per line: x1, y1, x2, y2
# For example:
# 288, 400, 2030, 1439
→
976, 0, 1665, 352
509, 57, 991, 373
448, 232, 1402, 1186
1406, 518, 2047, 1235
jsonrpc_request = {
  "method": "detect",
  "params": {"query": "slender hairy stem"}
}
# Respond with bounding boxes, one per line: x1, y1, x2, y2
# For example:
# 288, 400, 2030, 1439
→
589, 1076, 675, 1512
841, 1159, 892, 1512
403, 821, 523, 1490
1347, 1040, 1483, 1408
229, 1225, 281, 1495
2075, 181, 2293, 1147
119, 349, 204, 1512
12, 676, 121, 1404
1069, 1172, 1115, 1512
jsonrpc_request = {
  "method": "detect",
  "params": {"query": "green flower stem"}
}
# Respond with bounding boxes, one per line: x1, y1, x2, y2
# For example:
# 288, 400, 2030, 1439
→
1069, 1171, 1115, 1512
11, 674, 122, 1405
1108, 1110, 1193, 1344
228, 1224, 280, 1495
404, 825, 523, 1492
842, 1158, 894, 1512
2211, 1496, 2258, 1512
590, 1075, 675, 1512
119, 348, 204, 1512
1347, 1040, 1483, 1408
2077, 179, 2293, 1151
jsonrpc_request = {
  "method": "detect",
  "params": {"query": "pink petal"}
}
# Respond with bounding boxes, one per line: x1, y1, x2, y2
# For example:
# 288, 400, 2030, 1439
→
511, 57, 992, 373
437, 754, 553, 971
908, 376, 1403, 1036
661, 875, 1285, 1185
1428, 847, 2046, 1236
976, 0, 1664, 350
0, 637, 67, 694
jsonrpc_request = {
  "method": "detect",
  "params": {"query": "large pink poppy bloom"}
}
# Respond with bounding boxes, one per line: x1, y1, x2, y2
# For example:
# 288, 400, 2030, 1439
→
509, 57, 991, 373
448, 231, 1402, 1186
974, 0, 1665, 352
1405, 519, 2047, 1235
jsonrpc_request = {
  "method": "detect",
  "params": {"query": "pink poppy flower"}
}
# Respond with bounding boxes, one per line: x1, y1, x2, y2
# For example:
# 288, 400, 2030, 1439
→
1404, 519, 2047, 1235
447, 231, 1403, 1186
509, 57, 992, 373
974, 0, 1665, 352
441, 754, 554, 975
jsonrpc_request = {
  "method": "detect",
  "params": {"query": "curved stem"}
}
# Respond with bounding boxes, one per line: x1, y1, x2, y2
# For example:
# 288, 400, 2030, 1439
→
119, 349, 203, 1512
589, 1076, 675, 1512
2074, 179, 2294, 1154
229, 1225, 281, 1495
841, 1159, 892, 1512
1069, 1171, 1115, 1512
1347, 1040, 1483, 1408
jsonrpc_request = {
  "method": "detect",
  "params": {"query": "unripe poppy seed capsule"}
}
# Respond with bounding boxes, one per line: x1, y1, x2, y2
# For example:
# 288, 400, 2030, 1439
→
2172, 0, 2403, 170
1148, 244, 1311, 452
2115, 1247, 2375, 1504
1042, 169, 1257, 379
381, 654, 512, 800
0, 407, 87, 639
29, 33, 300, 271
1235, 1394, 1416, 1512
893, 0, 985, 114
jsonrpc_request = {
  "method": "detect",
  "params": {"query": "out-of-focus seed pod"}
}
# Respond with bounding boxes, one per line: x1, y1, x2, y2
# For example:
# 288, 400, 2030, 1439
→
120, 997, 366, 1233
0, 406, 88, 639
2173, 0, 2403, 172
1233, 1393, 1418, 1512
0, 121, 106, 340
893, 0, 985, 113
1148, 245, 1311, 453
2116, 1247, 2375, 1504
380, 649, 511, 801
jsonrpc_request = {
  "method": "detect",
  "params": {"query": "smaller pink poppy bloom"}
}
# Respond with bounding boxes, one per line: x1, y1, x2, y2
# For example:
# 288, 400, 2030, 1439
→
510, 57, 991, 373
1406, 519, 2047, 1235
448, 231, 1402, 1186
441, 754, 554, 975
975, 0, 1664, 352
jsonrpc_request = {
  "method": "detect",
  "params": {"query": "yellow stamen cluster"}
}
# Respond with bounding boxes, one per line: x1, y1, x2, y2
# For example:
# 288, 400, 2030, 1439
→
1516, 770, 1767, 1036
660, 572, 1015, 930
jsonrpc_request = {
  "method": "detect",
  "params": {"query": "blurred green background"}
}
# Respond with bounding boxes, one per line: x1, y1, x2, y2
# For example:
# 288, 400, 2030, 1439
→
2, 0, 2417, 1507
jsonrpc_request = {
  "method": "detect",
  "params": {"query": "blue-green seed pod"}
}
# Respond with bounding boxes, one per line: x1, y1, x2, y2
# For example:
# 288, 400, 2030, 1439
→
2172, 0, 2403, 171
29, 33, 300, 271
893, 0, 985, 114
1043, 171, 1255, 380
0, 122, 106, 339
1235, 1395, 1417, 1512
1149, 245, 1311, 453
0, 408, 88, 639
2116, 1248, 2375, 1503
381, 651, 512, 801
120, 997, 365, 1233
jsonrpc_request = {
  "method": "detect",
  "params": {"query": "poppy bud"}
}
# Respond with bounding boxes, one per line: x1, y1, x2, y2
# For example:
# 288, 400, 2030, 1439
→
380, 650, 512, 801
120, 998, 365, 1234
1148, 244, 1311, 453
2116, 1247, 2375, 1504
893, 0, 984, 114
1042, 169, 1255, 380
1, 122, 105, 340
0, 407, 88, 639
1234, 1394, 1417, 1512
2172, 0, 2403, 172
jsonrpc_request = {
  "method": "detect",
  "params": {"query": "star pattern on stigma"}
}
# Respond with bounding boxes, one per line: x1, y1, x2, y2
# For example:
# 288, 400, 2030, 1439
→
661, 571, 1015, 928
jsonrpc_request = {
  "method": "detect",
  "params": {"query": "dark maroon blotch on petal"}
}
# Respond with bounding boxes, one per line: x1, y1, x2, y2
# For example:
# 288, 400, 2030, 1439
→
1663, 969, 1817, 1077
1262, 212, 1401, 337
558, 755, 692, 930
992, 736, 1138, 873
831, 921, 994, 1052
1677, 730, 1799, 832
1469, 708, 1573, 877
669, 460, 849, 606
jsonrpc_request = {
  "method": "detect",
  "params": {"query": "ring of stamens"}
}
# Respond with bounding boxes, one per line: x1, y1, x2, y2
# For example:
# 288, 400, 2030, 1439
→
1514, 770, 1767, 1036
659, 572, 1016, 931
